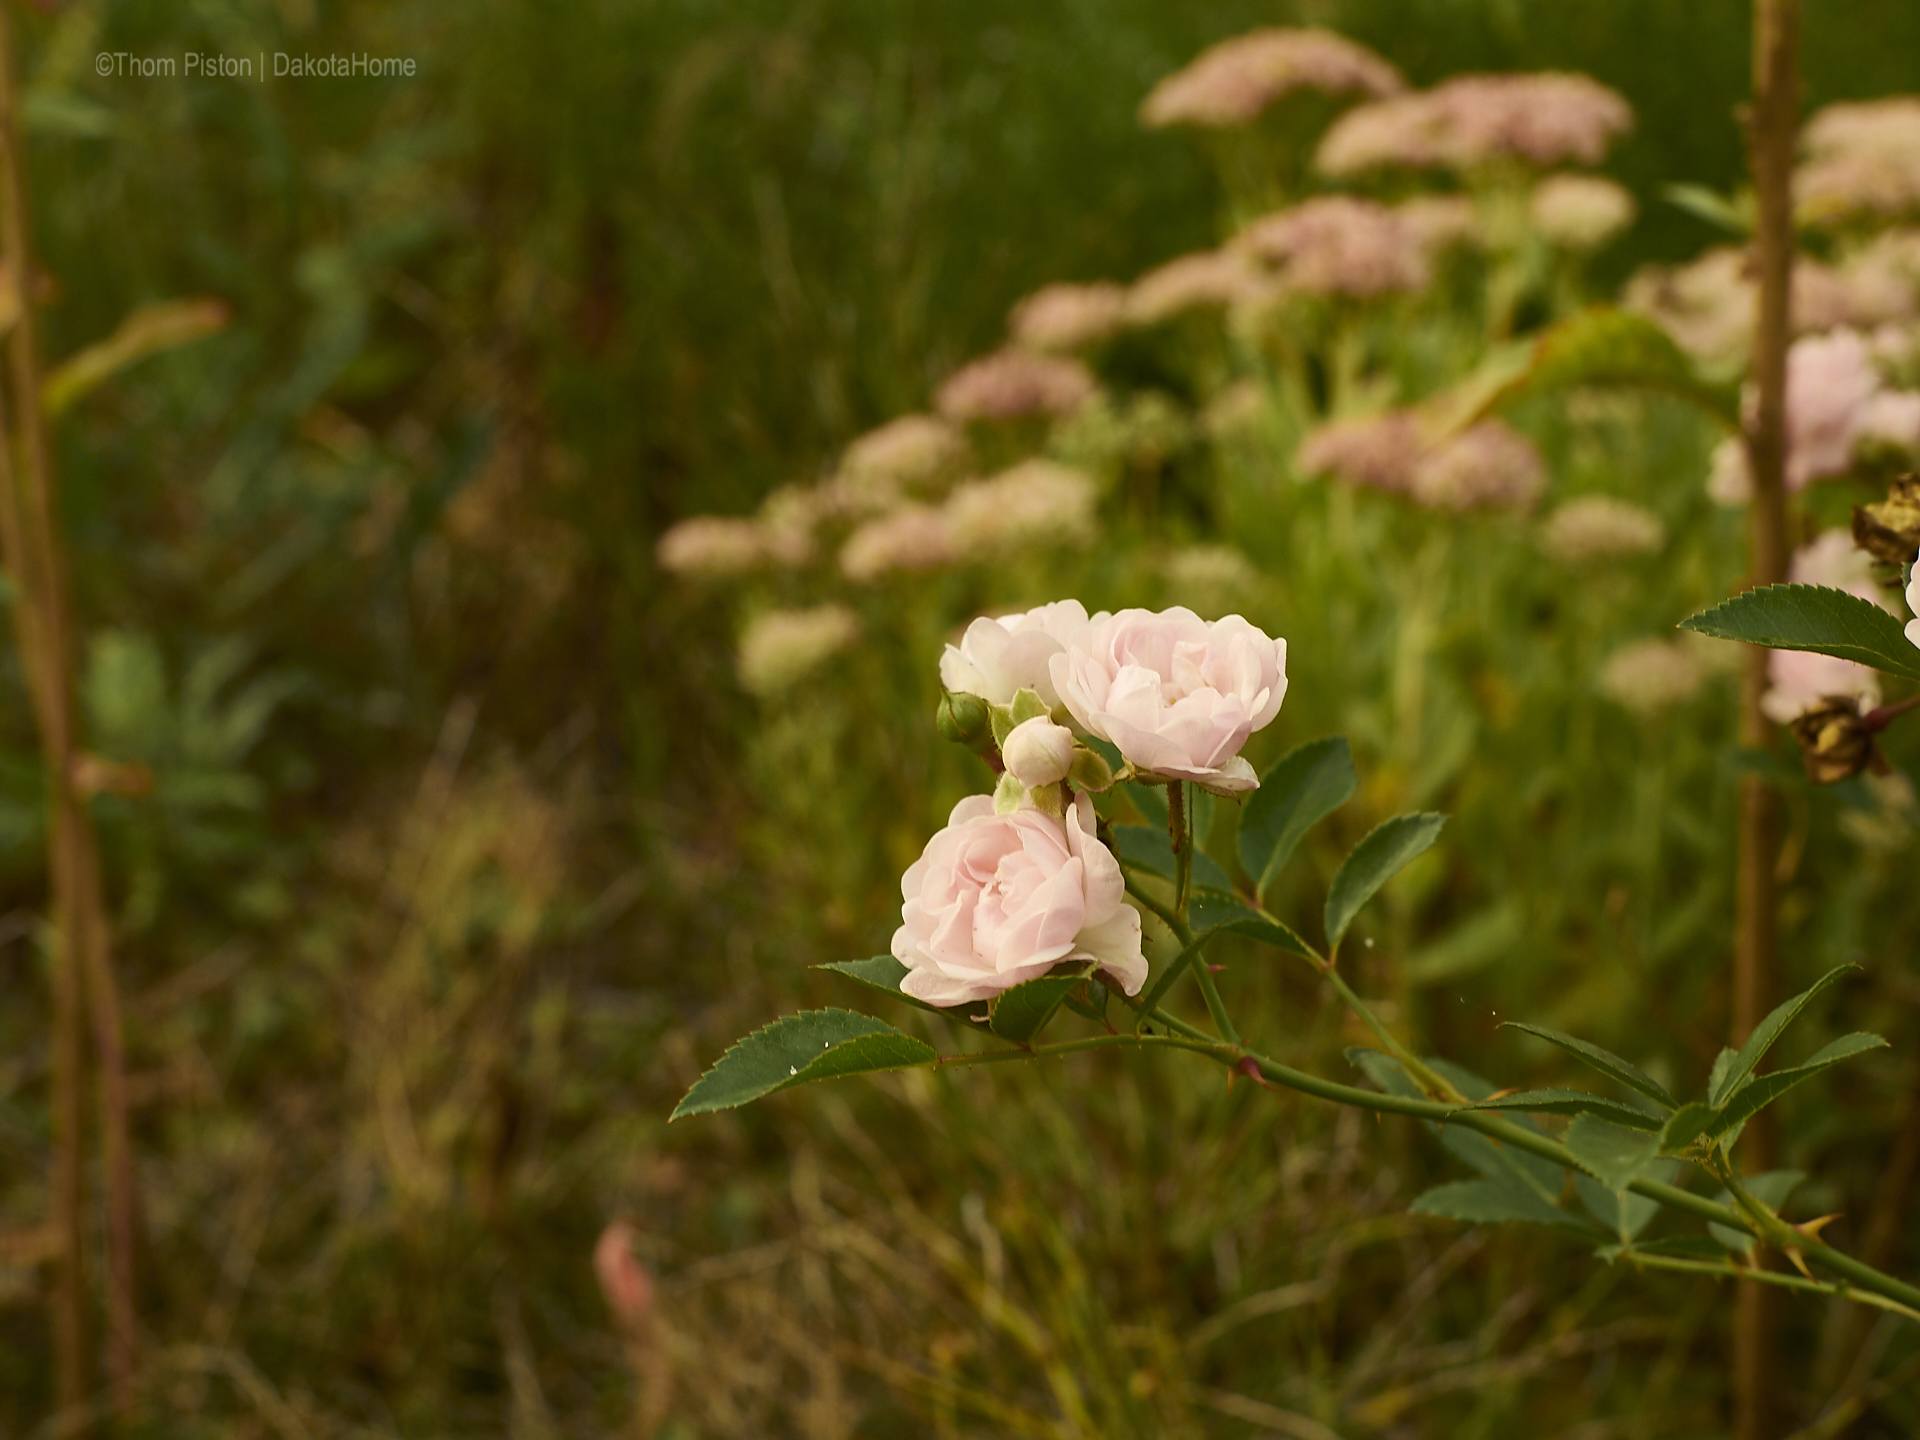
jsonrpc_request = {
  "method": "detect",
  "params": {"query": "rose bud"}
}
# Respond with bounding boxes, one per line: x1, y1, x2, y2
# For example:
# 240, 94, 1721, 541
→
1002, 716, 1077, 787
1852, 474, 1920, 568
1788, 699, 1877, 785
936, 690, 994, 751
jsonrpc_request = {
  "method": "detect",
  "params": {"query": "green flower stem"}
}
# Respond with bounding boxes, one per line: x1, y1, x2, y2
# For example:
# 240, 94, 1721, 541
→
1129, 920, 1211, 1035
1124, 877, 1187, 944
931, 1019, 1920, 1317
1191, 949, 1241, 1045
1613, 1251, 1920, 1325
1320, 965, 1468, 1105
1169, 780, 1193, 915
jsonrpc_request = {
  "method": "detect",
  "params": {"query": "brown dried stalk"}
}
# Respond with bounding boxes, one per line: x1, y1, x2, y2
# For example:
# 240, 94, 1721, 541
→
0, 3, 137, 1421
1734, 1, 1799, 1436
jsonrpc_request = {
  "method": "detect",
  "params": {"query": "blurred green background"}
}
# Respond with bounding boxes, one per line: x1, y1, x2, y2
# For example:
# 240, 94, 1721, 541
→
5, 0, 1920, 1435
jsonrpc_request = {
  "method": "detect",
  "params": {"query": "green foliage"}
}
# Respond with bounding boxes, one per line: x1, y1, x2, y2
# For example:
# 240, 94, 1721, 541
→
1477, 307, 1740, 426
1681, 584, 1920, 683
1468, 1088, 1664, 1131
1108, 822, 1235, 894
1709, 1171, 1807, 1255
988, 963, 1095, 1043
1324, 812, 1447, 953
1563, 1114, 1662, 1192
1501, 1022, 1679, 1110
671, 1009, 937, 1119
818, 954, 989, 1019
1237, 735, 1357, 897
1709, 964, 1860, 1105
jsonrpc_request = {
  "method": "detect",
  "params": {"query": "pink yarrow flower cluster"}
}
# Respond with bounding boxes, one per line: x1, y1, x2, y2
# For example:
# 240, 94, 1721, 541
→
1317, 72, 1631, 176
936, 349, 1098, 422
1236, 197, 1434, 299
1139, 27, 1402, 130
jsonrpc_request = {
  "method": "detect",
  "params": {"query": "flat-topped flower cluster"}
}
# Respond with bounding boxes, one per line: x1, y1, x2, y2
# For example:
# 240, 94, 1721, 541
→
893, 602, 1287, 1005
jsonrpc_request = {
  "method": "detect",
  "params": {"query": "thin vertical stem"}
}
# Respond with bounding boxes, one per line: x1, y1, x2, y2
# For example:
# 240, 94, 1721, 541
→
0, 4, 135, 1419
1737, 0, 1799, 1434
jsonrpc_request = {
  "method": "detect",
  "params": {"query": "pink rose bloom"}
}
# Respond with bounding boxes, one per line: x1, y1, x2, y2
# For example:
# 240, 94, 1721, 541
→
940, 600, 1089, 707
1907, 554, 1920, 651
1049, 607, 1288, 794
893, 792, 1146, 1006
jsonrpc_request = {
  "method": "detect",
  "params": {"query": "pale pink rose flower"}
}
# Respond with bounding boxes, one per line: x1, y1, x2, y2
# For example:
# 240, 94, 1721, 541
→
1002, 716, 1077, 787
839, 505, 957, 581
1295, 411, 1424, 492
935, 350, 1097, 422
893, 792, 1146, 1006
1009, 282, 1129, 352
1907, 555, 1920, 651
1408, 421, 1548, 512
1530, 175, 1636, 250
1237, 196, 1431, 298
1140, 27, 1402, 129
1705, 330, 1887, 503
1049, 607, 1288, 795
1125, 249, 1271, 325
594, 1223, 655, 1331
940, 600, 1091, 708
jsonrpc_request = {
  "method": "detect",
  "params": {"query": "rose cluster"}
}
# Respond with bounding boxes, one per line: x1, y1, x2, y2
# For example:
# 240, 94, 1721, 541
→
892, 602, 1289, 1006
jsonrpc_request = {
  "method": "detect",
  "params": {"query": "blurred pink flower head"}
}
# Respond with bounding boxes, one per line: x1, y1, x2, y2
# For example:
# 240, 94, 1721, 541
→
1237, 196, 1432, 299
1799, 98, 1920, 226
1295, 411, 1425, 492
1139, 27, 1402, 130
656, 515, 811, 577
1009, 281, 1129, 352
1599, 639, 1706, 717
946, 459, 1098, 557
1050, 606, 1288, 795
936, 349, 1098, 422
1537, 495, 1665, 564
1317, 72, 1631, 176
1530, 175, 1636, 250
1409, 421, 1548, 512
1397, 195, 1481, 253
595, 1223, 654, 1332
893, 791, 1146, 1006
839, 504, 957, 581
1125, 249, 1271, 326
736, 604, 861, 696
840, 414, 966, 489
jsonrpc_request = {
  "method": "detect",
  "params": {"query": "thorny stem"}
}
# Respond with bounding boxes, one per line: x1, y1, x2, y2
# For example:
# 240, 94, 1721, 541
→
1618, 1252, 1920, 1325
1168, 779, 1193, 915
929, 1020, 1920, 1318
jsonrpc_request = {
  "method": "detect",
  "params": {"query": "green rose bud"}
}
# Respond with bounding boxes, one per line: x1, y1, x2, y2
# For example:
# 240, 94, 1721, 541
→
937, 690, 993, 750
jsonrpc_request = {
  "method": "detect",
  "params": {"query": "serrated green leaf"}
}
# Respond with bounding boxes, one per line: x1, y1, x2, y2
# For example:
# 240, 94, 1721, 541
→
1324, 813, 1446, 953
1108, 825, 1235, 895
816, 956, 990, 1020
1501, 1022, 1677, 1111
1577, 1158, 1680, 1242
1122, 779, 1168, 828
1680, 585, 1920, 684
1705, 1032, 1890, 1139
1187, 890, 1314, 958
1439, 1118, 1566, 1200
672, 1010, 937, 1119
1711, 965, 1862, 1106
987, 964, 1094, 1044
1658, 1102, 1717, 1153
1708, 1170, 1804, 1254
1467, 1089, 1661, 1131
1411, 1178, 1581, 1229
1565, 1115, 1661, 1193
1237, 736, 1356, 896
1347, 1047, 1421, 1099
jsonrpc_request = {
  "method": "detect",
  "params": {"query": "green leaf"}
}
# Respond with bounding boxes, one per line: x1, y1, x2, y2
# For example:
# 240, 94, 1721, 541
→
1662, 183, 1752, 235
987, 964, 1094, 1044
1705, 1032, 1890, 1139
1501, 1022, 1677, 1111
1564, 1115, 1661, 1192
1323, 813, 1446, 953
1708, 1170, 1805, 1254
44, 298, 230, 418
1237, 736, 1356, 896
1467, 1089, 1661, 1132
1108, 824, 1234, 894
1658, 1102, 1718, 1154
1186, 890, 1314, 958
1348, 1046, 1422, 1099
1576, 1159, 1680, 1242
1680, 586, 1920, 685
671, 1010, 937, 1119
1470, 306, 1740, 426
1411, 1178, 1582, 1230
1121, 779, 1168, 828
815, 956, 989, 1020
1711, 965, 1860, 1106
